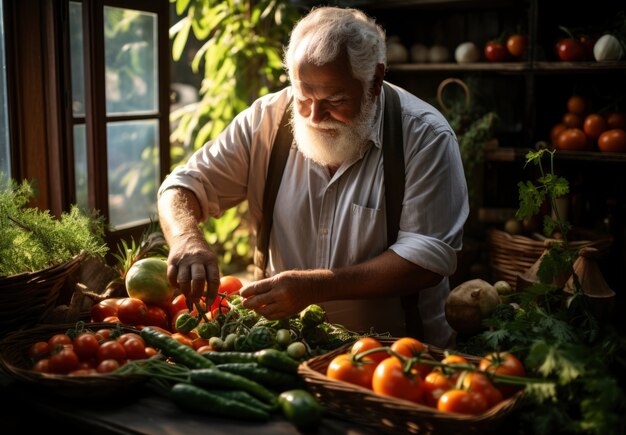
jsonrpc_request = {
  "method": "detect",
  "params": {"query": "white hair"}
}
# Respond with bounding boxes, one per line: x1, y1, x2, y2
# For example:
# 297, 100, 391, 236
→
284, 6, 386, 92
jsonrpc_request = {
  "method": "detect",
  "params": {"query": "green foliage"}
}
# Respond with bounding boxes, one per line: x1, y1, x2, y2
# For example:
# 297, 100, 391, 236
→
169, 0, 301, 273
0, 177, 108, 276
456, 149, 626, 434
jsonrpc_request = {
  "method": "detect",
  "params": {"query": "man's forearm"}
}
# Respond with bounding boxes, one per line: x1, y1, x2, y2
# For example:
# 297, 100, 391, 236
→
157, 187, 204, 243
302, 250, 444, 303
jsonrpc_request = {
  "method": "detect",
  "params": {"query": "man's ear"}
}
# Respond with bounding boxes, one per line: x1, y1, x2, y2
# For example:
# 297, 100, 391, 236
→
371, 63, 386, 97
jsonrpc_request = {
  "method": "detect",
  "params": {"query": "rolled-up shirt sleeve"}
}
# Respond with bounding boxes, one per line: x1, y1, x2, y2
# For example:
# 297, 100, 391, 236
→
389, 91, 469, 277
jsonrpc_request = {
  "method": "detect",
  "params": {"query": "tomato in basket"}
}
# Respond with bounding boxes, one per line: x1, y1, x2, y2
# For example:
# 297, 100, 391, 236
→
326, 353, 377, 389
371, 356, 424, 404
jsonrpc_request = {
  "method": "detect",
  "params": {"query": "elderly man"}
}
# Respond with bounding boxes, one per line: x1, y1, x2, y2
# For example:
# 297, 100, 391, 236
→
157, 6, 468, 347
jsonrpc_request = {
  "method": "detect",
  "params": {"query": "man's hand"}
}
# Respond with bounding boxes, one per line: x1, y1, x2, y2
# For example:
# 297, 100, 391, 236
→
239, 271, 314, 320
158, 187, 221, 306
166, 232, 220, 305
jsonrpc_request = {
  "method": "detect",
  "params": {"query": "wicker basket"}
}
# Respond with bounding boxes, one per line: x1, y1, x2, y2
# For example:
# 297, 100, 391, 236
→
486, 227, 613, 291
0, 322, 145, 399
298, 338, 523, 434
0, 253, 85, 336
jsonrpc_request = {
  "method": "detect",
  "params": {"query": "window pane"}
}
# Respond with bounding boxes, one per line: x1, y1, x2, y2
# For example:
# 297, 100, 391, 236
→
73, 124, 88, 211
104, 7, 157, 115
69, 2, 85, 117
0, 0, 11, 178
107, 120, 159, 229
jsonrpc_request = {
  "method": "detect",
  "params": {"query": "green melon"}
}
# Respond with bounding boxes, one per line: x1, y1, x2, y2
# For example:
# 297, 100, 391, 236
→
125, 257, 173, 305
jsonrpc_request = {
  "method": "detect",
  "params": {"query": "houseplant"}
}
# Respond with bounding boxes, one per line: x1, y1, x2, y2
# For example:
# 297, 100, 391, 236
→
169, 0, 301, 274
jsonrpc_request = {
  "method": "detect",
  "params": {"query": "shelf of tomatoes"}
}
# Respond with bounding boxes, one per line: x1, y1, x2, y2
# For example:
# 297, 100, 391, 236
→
325, 336, 529, 416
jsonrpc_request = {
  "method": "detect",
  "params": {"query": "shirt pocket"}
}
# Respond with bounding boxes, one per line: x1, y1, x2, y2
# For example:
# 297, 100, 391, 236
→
344, 203, 386, 264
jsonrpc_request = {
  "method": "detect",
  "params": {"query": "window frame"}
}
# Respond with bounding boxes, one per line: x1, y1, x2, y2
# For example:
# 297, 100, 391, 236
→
3, 0, 170, 246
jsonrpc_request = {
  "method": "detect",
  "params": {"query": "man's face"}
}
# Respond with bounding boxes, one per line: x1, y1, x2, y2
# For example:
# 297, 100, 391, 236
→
290, 50, 378, 168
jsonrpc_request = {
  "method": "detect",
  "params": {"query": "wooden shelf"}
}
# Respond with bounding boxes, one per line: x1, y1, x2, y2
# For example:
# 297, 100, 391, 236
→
485, 147, 626, 163
388, 62, 529, 72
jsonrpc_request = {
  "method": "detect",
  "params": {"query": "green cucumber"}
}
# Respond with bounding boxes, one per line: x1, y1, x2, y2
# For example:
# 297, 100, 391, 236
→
216, 362, 301, 390
169, 383, 269, 421
190, 367, 278, 406
140, 327, 214, 369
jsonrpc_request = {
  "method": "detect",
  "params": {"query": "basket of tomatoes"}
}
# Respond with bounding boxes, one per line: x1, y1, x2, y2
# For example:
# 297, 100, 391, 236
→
0, 321, 150, 399
297, 336, 526, 434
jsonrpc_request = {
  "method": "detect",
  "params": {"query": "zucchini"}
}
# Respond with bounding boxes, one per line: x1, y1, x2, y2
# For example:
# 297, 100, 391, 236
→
210, 389, 278, 412
255, 348, 300, 373
216, 362, 301, 391
200, 351, 258, 365
140, 327, 214, 369
190, 367, 278, 406
169, 383, 269, 421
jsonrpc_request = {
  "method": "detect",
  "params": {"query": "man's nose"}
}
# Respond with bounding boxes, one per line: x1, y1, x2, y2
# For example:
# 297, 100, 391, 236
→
310, 100, 328, 124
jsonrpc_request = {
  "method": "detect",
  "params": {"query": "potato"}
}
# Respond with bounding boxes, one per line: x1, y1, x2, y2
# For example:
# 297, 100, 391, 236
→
445, 279, 501, 334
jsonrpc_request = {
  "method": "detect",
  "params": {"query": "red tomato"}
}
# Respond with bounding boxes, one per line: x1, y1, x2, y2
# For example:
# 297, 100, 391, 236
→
506, 34, 528, 58
422, 370, 453, 407
583, 114, 608, 139
479, 351, 526, 397
211, 275, 244, 312
484, 41, 510, 62
102, 316, 121, 323
550, 123, 567, 146
562, 112, 583, 129
460, 371, 503, 407
91, 298, 122, 322
169, 294, 189, 318
117, 332, 145, 346
372, 356, 424, 403
97, 340, 127, 363
326, 353, 377, 389
145, 347, 158, 358
606, 112, 626, 130
73, 332, 100, 360
437, 389, 489, 415
32, 358, 50, 373
144, 305, 169, 329
171, 332, 194, 347
350, 337, 388, 365
195, 345, 213, 354
94, 328, 113, 341
390, 337, 433, 378
48, 348, 80, 374
121, 337, 147, 360
96, 359, 120, 373
597, 129, 626, 153
556, 128, 589, 151
28, 341, 50, 360
566, 95, 589, 116
117, 297, 148, 325
48, 333, 73, 352
556, 38, 585, 61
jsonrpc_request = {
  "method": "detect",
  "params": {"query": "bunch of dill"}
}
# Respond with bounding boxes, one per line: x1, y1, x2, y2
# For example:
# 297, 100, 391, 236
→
0, 178, 108, 277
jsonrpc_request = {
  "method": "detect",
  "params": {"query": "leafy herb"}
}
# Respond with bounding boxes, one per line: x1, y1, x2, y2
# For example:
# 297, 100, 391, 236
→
457, 149, 626, 434
0, 177, 108, 276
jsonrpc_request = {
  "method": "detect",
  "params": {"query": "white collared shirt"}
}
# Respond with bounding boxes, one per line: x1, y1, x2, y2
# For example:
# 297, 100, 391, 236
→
158, 82, 469, 347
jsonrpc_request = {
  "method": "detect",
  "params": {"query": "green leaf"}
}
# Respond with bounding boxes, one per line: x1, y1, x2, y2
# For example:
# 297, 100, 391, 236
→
175, 0, 191, 16
171, 18, 191, 61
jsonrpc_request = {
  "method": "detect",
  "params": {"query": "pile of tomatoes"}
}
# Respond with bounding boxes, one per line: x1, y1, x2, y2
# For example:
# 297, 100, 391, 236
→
91, 275, 243, 332
326, 336, 526, 416
550, 95, 626, 153
484, 33, 528, 62
27, 328, 157, 375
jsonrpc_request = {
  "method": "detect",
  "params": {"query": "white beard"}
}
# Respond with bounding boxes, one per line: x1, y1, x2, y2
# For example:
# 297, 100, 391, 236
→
290, 97, 377, 168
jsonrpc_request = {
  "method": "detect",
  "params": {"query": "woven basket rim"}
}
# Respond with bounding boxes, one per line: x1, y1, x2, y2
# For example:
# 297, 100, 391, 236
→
0, 322, 146, 398
298, 337, 522, 433
0, 251, 85, 282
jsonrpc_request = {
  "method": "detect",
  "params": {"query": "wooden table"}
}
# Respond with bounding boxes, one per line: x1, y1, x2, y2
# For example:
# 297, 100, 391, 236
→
0, 375, 377, 435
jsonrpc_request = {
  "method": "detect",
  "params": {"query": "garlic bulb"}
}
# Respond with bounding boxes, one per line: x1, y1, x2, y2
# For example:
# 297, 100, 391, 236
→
428, 45, 450, 63
454, 41, 480, 63
594, 34, 624, 61
410, 43, 429, 63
